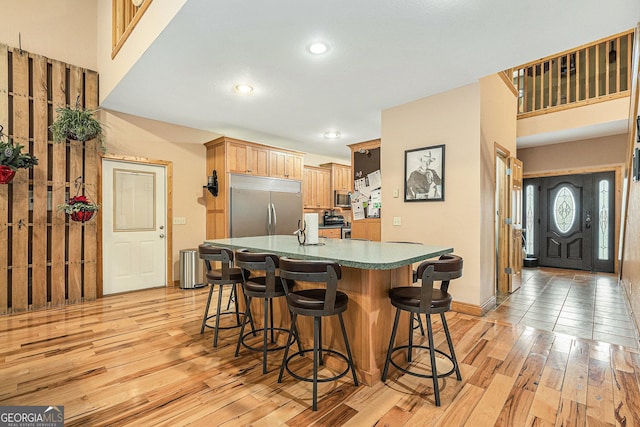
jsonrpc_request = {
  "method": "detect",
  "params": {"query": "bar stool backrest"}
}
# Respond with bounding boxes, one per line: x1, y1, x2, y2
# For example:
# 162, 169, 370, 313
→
415, 254, 463, 312
235, 249, 279, 293
279, 257, 342, 314
198, 244, 235, 281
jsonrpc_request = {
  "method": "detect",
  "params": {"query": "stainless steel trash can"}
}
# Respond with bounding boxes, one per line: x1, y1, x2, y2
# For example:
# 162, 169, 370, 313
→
179, 248, 202, 289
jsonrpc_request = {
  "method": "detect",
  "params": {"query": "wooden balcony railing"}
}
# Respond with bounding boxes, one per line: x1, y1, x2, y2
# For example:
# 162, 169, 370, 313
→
112, 0, 153, 59
507, 29, 634, 118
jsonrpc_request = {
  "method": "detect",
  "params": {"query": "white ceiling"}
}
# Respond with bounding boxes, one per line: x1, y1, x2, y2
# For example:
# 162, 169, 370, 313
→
101, 0, 640, 161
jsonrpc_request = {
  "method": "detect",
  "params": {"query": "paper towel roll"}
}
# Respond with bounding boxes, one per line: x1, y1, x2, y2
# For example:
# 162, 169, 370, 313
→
304, 213, 319, 245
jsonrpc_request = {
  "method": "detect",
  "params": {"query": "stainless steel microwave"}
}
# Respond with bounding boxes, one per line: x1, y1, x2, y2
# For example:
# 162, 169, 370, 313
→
334, 190, 351, 208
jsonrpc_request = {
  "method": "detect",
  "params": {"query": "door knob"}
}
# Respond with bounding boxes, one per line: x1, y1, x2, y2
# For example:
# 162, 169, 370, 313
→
159, 234, 165, 238
585, 211, 591, 229
159, 225, 164, 230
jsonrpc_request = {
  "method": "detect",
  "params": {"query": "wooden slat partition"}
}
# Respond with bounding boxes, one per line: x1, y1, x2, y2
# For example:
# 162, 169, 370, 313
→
0, 44, 99, 314
0, 47, 8, 313
506, 29, 635, 117
31, 55, 48, 309
12, 48, 30, 311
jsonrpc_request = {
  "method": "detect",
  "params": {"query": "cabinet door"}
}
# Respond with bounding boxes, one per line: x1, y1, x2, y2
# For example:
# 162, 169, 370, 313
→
303, 168, 313, 208
335, 165, 352, 191
249, 146, 269, 176
287, 154, 304, 180
314, 169, 331, 208
270, 150, 303, 180
228, 142, 250, 174
269, 151, 288, 179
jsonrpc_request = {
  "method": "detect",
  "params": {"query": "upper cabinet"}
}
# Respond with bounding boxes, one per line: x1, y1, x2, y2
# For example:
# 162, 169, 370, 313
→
320, 162, 352, 192
228, 141, 269, 176
303, 166, 332, 209
269, 150, 304, 180
209, 136, 303, 180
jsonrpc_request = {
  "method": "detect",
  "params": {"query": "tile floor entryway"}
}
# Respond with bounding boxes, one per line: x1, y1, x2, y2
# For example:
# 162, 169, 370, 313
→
486, 266, 639, 349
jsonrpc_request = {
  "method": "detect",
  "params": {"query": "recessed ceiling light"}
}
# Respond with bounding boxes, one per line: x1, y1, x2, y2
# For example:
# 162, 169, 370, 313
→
308, 42, 329, 55
234, 84, 254, 94
324, 131, 341, 139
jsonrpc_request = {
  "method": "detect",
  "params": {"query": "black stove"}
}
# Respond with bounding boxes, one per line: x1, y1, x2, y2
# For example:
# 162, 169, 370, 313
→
323, 212, 345, 226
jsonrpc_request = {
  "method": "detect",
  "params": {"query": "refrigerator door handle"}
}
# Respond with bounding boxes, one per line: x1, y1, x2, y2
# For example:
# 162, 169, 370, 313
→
271, 203, 277, 234
267, 203, 272, 235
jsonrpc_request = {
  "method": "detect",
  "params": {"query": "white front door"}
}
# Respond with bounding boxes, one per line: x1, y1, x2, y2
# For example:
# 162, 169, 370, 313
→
102, 159, 167, 294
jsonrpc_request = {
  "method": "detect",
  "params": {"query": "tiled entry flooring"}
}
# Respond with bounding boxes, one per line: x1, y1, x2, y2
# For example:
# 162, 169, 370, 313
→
486, 267, 639, 349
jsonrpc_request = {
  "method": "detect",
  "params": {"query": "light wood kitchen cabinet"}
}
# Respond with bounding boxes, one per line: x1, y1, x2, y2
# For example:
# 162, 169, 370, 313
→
318, 228, 341, 239
348, 139, 381, 241
303, 166, 331, 209
228, 141, 269, 176
269, 150, 304, 180
321, 162, 352, 191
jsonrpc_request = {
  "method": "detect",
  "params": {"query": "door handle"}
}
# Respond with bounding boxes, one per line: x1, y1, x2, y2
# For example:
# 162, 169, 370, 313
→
585, 211, 591, 229
271, 203, 277, 232
159, 234, 165, 238
267, 204, 272, 234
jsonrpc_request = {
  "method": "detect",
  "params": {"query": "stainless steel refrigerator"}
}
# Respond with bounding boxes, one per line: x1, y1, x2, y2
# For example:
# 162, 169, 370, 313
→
229, 175, 303, 237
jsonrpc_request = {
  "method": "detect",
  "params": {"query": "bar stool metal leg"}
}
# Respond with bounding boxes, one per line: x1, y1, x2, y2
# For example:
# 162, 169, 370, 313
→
213, 285, 225, 347
441, 312, 461, 380
312, 316, 320, 411
278, 313, 298, 383
338, 312, 359, 386
382, 308, 401, 382
200, 284, 216, 334
426, 314, 440, 406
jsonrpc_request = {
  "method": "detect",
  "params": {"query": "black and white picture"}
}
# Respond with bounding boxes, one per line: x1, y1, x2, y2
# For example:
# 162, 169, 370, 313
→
404, 144, 445, 202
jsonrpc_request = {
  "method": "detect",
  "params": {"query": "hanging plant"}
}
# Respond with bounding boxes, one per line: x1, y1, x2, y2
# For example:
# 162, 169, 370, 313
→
57, 195, 99, 223
50, 102, 105, 148
0, 125, 39, 184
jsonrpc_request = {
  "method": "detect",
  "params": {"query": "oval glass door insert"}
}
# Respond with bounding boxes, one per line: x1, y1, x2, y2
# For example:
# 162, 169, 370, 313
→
553, 186, 576, 233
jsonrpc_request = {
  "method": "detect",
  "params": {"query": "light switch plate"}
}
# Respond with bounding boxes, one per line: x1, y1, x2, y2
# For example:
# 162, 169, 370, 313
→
173, 217, 186, 225
393, 188, 399, 198
393, 217, 401, 226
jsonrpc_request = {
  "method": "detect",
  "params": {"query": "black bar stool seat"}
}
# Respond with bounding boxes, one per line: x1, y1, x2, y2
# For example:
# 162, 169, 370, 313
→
382, 254, 463, 407
277, 257, 358, 411
199, 244, 254, 348
287, 289, 348, 313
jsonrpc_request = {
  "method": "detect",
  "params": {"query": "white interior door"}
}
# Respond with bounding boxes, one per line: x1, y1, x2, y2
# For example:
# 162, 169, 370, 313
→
102, 159, 167, 294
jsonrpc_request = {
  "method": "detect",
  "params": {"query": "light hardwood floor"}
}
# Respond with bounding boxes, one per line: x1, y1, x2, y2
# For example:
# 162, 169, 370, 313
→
1, 268, 639, 426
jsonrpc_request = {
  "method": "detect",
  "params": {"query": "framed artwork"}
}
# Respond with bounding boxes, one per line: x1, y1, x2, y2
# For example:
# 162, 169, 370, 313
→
404, 144, 445, 202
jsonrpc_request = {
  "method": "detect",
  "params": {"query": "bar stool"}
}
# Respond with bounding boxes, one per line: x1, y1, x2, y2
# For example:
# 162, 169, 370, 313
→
277, 257, 359, 411
234, 249, 298, 374
382, 254, 463, 406
386, 241, 425, 335
198, 244, 254, 347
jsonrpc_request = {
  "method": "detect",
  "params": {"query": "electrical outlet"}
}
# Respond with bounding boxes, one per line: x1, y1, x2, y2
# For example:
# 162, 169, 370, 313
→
393, 216, 401, 226
173, 217, 186, 225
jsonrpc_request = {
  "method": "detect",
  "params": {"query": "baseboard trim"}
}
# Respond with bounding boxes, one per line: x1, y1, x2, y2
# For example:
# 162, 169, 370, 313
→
452, 296, 496, 317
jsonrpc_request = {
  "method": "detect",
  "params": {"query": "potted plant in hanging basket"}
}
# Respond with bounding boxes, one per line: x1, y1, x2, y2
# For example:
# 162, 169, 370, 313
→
57, 195, 99, 222
0, 126, 39, 184
50, 104, 105, 148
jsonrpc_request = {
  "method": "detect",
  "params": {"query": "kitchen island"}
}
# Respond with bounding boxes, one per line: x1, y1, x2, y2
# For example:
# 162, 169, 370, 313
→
204, 235, 453, 385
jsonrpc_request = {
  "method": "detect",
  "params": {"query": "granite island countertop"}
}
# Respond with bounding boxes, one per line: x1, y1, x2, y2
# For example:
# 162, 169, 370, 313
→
204, 235, 452, 270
